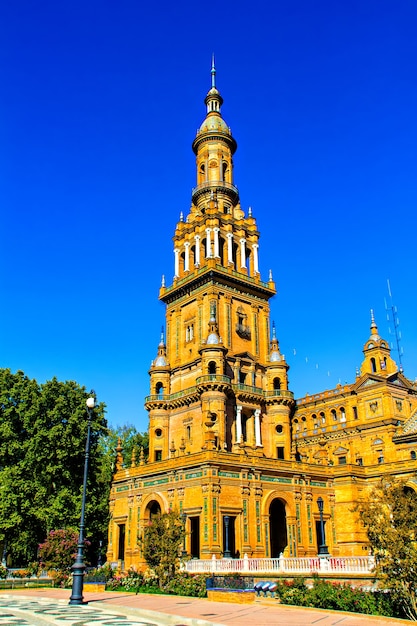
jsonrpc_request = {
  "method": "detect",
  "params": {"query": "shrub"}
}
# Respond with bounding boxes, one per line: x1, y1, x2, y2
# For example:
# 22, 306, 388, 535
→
274, 577, 401, 619
163, 572, 207, 598
0, 566, 7, 580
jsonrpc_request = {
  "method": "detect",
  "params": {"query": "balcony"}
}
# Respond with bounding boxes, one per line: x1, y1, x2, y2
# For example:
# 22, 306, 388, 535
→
191, 180, 239, 204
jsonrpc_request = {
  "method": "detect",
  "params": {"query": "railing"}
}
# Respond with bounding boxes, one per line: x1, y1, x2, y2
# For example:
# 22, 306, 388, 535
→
196, 375, 232, 385
184, 555, 375, 575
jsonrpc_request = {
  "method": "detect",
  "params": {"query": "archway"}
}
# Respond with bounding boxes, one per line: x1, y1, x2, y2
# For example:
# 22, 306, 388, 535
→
269, 498, 287, 557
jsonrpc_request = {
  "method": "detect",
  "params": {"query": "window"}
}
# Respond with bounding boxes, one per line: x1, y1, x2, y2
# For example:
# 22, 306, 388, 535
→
411, 451, 416, 460
338, 456, 347, 465
277, 446, 285, 460
186, 425, 191, 441
155, 382, 164, 397
377, 450, 384, 464
155, 428, 162, 438
331, 409, 337, 421
353, 406, 358, 420
340, 407, 346, 422
208, 361, 216, 375
356, 457, 363, 466
273, 377, 281, 390
371, 357, 377, 373
275, 424, 283, 434
154, 450, 162, 462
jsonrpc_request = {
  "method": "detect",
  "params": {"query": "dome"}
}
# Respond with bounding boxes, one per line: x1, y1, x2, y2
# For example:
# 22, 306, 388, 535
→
270, 352, 281, 362
199, 113, 230, 135
154, 355, 167, 366
207, 333, 220, 344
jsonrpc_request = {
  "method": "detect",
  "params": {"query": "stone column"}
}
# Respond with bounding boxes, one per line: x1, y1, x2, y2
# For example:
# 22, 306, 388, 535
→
213, 227, 220, 258
227, 233, 234, 266
236, 405, 243, 443
174, 248, 180, 277
255, 409, 262, 447
184, 242, 190, 272
239, 238, 246, 269
194, 235, 200, 266
252, 243, 259, 275
206, 228, 212, 258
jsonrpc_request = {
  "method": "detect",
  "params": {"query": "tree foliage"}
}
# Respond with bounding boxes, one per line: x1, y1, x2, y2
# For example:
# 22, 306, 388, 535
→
38, 528, 89, 586
142, 510, 185, 587
358, 478, 417, 620
0, 368, 109, 565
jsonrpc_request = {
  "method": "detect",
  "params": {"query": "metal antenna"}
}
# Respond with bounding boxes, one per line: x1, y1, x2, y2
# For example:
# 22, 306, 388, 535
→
385, 279, 404, 372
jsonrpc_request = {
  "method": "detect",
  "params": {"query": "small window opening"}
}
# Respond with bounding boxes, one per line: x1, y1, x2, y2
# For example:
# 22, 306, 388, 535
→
371, 357, 377, 373
277, 446, 285, 460
154, 450, 162, 462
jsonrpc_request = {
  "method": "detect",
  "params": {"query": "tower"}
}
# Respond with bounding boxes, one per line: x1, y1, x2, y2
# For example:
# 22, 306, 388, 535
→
148, 60, 293, 462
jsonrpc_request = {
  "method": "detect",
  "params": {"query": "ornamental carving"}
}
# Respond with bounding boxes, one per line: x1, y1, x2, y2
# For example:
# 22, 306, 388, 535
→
177, 487, 184, 497
136, 494, 142, 504
255, 486, 263, 497
211, 484, 221, 494
167, 489, 175, 499
241, 485, 250, 496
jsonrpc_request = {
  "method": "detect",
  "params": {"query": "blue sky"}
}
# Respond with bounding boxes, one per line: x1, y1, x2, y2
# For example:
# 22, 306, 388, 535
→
2, 1, 416, 430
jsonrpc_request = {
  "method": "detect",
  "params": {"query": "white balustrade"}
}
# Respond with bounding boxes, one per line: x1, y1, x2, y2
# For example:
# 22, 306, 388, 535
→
183, 555, 375, 575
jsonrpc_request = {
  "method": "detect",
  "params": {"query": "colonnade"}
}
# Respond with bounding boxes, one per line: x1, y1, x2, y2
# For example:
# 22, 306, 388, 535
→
174, 230, 259, 278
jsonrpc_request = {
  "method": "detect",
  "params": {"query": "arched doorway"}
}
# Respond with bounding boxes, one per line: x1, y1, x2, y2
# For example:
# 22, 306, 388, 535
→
269, 498, 287, 557
147, 500, 161, 520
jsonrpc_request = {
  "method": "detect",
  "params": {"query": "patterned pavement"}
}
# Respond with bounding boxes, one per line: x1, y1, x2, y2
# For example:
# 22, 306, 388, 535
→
0, 594, 221, 626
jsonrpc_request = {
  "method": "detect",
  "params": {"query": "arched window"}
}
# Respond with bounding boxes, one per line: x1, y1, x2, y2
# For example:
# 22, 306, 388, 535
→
186, 425, 191, 441
411, 450, 416, 460
331, 409, 337, 421
371, 357, 377, 373
155, 382, 164, 397
320, 412, 326, 424
273, 377, 281, 390
340, 407, 346, 422
208, 361, 216, 375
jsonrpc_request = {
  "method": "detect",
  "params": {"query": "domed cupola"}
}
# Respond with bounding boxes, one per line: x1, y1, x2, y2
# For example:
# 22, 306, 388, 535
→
269, 322, 282, 362
361, 310, 397, 377
191, 58, 239, 208
152, 328, 169, 368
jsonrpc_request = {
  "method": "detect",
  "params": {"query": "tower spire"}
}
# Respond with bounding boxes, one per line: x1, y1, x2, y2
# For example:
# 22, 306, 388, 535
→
211, 54, 216, 88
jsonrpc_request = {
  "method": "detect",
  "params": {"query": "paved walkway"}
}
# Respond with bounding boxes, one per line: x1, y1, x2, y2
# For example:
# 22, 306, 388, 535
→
0, 588, 411, 626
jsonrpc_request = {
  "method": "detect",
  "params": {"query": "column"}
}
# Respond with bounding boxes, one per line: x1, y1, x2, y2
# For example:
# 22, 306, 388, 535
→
213, 227, 220, 258
184, 242, 190, 272
174, 248, 180, 278
239, 238, 246, 269
227, 233, 234, 266
236, 405, 243, 443
254, 409, 262, 447
206, 228, 212, 258
194, 235, 200, 266
252, 243, 259, 274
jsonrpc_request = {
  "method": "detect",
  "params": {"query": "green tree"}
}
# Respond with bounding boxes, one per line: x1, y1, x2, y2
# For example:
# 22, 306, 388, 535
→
358, 478, 417, 620
142, 510, 185, 587
0, 369, 109, 565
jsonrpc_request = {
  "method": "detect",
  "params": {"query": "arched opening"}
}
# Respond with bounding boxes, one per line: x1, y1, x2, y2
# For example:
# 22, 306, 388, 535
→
155, 382, 164, 397
147, 500, 161, 520
199, 163, 205, 184
371, 357, 377, 373
411, 450, 416, 460
340, 407, 346, 422
269, 498, 288, 557
208, 361, 217, 375
273, 377, 281, 390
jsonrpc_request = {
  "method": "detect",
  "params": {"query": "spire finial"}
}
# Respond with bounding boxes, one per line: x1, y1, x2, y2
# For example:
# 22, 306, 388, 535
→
272, 321, 277, 340
211, 54, 216, 88
159, 326, 165, 345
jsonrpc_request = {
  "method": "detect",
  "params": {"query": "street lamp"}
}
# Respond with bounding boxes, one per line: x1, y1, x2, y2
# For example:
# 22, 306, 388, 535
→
317, 496, 329, 556
223, 515, 231, 558
69, 394, 95, 605
180, 513, 187, 557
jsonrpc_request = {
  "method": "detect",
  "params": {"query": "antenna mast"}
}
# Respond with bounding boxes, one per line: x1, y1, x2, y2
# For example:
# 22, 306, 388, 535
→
385, 279, 404, 372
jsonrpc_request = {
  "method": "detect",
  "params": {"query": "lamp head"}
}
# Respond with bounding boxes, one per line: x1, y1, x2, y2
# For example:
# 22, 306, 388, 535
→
317, 496, 324, 511
86, 397, 95, 409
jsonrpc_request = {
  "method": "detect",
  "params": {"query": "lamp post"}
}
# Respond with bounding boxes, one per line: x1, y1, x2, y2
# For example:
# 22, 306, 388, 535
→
317, 496, 329, 556
180, 513, 187, 557
223, 515, 231, 558
69, 394, 95, 605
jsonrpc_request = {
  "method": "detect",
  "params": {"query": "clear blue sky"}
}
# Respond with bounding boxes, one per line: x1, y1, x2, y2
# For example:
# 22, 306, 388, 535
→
2, 1, 416, 430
